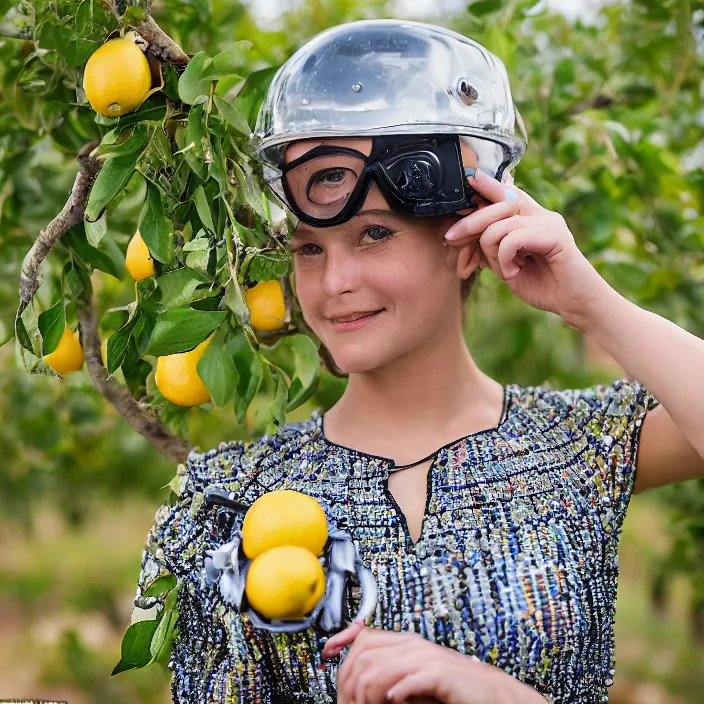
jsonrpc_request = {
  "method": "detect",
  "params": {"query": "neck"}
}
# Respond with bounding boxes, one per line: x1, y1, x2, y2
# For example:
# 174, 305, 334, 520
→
323, 319, 501, 452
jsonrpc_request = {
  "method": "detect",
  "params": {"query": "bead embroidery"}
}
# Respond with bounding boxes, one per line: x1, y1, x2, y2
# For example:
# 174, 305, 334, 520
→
133, 378, 658, 703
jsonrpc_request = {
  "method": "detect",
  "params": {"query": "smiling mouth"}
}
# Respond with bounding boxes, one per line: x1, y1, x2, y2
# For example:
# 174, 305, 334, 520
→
331, 310, 384, 324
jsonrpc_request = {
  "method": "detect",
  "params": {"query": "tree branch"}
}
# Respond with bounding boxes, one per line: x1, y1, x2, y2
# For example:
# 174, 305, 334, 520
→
18, 141, 101, 316
19, 141, 191, 466
77, 301, 191, 466
134, 15, 190, 67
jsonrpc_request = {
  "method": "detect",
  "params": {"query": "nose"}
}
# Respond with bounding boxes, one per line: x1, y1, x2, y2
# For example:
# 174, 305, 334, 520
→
321, 244, 360, 298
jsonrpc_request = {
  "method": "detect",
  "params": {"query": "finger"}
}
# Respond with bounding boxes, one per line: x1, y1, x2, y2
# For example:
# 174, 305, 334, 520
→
386, 670, 444, 703
343, 647, 434, 704
478, 215, 528, 279
322, 619, 366, 659
469, 168, 542, 212
444, 199, 521, 244
338, 631, 423, 697
497, 226, 566, 280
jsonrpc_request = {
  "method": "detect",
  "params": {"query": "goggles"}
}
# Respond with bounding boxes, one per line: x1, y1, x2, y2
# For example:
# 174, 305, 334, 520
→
266, 134, 512, 228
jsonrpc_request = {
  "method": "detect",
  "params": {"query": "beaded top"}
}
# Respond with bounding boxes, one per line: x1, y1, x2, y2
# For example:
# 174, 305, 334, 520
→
133, 377, 658, 703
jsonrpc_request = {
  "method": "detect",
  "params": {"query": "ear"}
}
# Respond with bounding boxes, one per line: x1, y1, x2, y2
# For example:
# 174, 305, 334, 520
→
445, 239, 483, 281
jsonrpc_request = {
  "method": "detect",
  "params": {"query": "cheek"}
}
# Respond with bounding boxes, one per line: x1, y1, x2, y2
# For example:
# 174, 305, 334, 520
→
292, 259, 320, 315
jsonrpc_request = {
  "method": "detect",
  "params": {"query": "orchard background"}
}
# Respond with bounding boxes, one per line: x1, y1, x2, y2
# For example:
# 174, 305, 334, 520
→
0, 0, 703, 702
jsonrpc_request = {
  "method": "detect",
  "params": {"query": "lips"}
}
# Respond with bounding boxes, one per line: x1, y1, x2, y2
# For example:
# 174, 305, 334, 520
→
329, 310, 383, 324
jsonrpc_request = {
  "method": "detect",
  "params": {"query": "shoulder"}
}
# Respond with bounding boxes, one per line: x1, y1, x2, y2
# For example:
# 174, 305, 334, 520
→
182, 411, 326, 494
513, 377, 657, 419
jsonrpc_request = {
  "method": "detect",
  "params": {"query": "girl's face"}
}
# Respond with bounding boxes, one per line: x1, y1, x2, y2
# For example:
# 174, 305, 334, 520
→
286, 137, 479, 375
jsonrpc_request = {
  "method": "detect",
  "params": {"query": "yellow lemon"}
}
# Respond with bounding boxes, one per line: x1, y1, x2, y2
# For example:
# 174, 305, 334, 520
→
43, 326, 84, 375
100, 339, 109, 368
245, 280, 286, 332
155, 338, 211, 407
125, 230, 155, 281
83, 34, 152, 117
245, 545, 326, 621
242, 490, 328, 560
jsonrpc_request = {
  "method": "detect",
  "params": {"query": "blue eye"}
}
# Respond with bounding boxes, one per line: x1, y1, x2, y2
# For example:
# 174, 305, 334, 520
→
363, 226, 392, 242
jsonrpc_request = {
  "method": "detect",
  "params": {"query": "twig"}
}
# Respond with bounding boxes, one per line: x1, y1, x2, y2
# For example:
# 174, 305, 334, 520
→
134, 15, 189, 66
19, 141, 191, 465
18, 141, 101, 316
77, 301, 191, 466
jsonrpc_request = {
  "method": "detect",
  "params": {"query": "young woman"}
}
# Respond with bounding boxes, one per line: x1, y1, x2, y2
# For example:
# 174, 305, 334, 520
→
133, 19, 704, 704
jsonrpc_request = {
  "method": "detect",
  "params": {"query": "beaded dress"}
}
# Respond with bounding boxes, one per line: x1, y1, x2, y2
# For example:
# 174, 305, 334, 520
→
132, 377, 659, 703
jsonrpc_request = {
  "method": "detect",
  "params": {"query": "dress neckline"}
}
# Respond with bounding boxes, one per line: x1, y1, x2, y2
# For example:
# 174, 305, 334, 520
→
316, 383, 513, 470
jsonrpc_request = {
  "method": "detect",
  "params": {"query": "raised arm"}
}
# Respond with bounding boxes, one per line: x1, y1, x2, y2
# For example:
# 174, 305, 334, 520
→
573, 286, 704, 493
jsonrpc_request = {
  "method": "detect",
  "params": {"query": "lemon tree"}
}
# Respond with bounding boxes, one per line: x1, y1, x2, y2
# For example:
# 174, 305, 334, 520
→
6, 0, 323, 457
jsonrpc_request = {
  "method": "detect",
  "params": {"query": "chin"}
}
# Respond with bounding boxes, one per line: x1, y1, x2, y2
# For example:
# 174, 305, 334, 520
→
323, 337, 399, 375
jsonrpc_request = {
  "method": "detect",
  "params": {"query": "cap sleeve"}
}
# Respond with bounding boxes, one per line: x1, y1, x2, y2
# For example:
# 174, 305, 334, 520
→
571, 377, 659, 537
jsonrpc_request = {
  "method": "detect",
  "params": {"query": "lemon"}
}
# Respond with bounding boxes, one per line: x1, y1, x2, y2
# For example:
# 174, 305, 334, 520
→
242, 490, 328, 560
83, 34, 152, 117
245, 545, 326, 621
125, 230, 155, 281
101, 339, 109, 367
155, 338, 212, 407
245, 280, 286, 332
43, 326, 84, 375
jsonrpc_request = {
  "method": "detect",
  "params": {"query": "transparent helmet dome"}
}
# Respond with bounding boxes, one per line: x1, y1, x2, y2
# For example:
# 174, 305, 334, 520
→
253, 19, 528, 179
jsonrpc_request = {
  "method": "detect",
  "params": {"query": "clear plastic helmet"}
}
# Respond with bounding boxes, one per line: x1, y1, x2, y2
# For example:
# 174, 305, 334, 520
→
252, 18, 528, 203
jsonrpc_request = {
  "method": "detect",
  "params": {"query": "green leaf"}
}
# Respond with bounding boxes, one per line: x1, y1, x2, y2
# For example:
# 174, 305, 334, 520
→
63, 261, 89, 299
554, 58, 576, 88
146, 373, 191, 438
38, 299, 66, 356
261, 334, 321, 412
224, 278, 250, 329
182, 104, 207, 181
100, 307, 132, 332
245, 250, 291, 283
230, 334, 263, 424
178, 52, 213, 105
270, 365, 288, 428
143, 574, 177, 598
123, 5, 146, 24
14, 310, 34, 355
468, 0, 505, 16
149, 583, 181, 666
132, 309, 157, 357
157, 267, 208, 308
213, 95, 251, 136
111, 618, 161, 675
146, 307, 228, 357
107, 311, 141, 375
194, 185, 216, 233
121, 343, 153, 398
201, 43, 253, 80
139, 181, 174, 265
86, 126, 149, 222
196, 324, 238, 407
62, 225, 125, 280
235, 66, 280, 129
85, 212, 107, 248
95, 99, 167, 129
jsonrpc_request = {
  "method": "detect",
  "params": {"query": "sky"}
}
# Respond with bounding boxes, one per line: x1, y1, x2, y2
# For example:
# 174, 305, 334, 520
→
242, 0, 620, 28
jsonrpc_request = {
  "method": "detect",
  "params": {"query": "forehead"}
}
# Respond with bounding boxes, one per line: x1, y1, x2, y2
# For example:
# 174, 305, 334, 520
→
284, 137, 373, 164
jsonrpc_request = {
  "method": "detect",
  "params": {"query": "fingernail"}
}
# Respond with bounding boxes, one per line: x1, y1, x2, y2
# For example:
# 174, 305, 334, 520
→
444, 229, 460, 241
464, 166, 476, 179
505, 189, 518, 201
